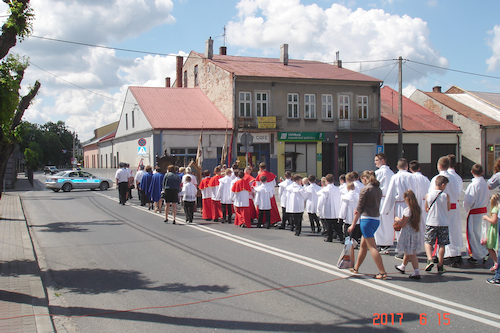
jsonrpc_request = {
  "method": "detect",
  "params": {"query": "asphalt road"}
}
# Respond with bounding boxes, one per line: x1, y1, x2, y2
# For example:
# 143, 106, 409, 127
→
21, 173, 500, 332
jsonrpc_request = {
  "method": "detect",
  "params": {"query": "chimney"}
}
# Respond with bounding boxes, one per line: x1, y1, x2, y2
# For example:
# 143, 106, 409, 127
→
280, 44, 288, 65
205, 37, 214, 59
433, 86, 442, 93
176, 56, 183, 88
334, 51, 342, 68
165, 77, 171, 88
219, 46, 227, 55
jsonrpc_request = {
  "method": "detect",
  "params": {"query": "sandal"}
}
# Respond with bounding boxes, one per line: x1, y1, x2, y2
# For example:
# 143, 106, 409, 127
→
375, 273, 388, 280
349, 268, 359, 274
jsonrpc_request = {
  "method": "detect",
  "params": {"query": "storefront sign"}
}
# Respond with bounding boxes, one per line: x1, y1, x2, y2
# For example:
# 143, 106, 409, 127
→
238, 132, 270, 144
278, 132, 324, 141
258, 117, 276, 129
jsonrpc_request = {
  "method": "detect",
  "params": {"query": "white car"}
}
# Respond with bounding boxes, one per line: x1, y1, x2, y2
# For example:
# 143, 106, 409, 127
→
45, 171, 113, 192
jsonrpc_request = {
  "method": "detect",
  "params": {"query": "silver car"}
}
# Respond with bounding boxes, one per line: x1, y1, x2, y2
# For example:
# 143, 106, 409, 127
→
45, 170, 113, 192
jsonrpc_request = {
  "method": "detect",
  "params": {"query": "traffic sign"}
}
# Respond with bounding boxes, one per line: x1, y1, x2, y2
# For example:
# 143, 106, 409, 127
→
138, 138, 147, 147
377, 145, 384, 154
138, 146, 147, 155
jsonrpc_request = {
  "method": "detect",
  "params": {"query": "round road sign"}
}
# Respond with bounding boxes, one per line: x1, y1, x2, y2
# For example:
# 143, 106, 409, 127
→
138, 138, 147, 147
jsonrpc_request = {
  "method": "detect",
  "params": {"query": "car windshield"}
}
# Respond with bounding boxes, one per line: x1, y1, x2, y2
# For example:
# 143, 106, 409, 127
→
49, 166, 57, 170
53, 171, 66, 176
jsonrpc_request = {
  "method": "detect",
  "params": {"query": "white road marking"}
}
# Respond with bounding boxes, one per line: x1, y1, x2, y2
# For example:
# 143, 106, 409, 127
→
97, 192, 500, 328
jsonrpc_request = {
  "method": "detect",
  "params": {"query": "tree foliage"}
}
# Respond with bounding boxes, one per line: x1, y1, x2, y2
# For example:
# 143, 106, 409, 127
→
0, 0, 40, 187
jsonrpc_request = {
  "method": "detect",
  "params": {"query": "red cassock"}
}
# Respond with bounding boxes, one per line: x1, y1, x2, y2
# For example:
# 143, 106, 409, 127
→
255, 171, 281, 224
199, 177, 212, 220
243, 173, 258, 220
231, 179, 252, 228
208, 175, 223, 220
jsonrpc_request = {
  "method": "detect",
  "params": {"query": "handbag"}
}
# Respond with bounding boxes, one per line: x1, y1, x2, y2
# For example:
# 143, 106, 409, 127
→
337, 237, 357, 269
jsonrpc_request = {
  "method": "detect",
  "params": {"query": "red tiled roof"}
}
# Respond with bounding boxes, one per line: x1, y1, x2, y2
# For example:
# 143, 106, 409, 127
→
381, 86, 461, 132
423, 91, 500, 127
129, 87, 231, 130
196, 52, 382, 83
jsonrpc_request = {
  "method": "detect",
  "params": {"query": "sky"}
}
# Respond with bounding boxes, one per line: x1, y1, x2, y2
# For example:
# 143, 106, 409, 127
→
2, 0, 500, 141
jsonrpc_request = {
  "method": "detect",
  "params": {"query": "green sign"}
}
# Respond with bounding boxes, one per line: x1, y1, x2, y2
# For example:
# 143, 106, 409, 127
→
317, 153, 322, 162
278, 132, 324, 141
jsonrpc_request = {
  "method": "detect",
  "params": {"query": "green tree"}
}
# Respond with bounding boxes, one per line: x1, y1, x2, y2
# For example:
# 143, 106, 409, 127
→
0, 0, 40, 185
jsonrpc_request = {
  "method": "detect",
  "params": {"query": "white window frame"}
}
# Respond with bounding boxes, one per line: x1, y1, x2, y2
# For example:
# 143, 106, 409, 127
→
255, 91, 269, 117
357, 95, 368, 120
287, 93, 299, 119
239, 92, 251, 117
322, 94, 333, 120
304, 94, 316, 119
338, 94, 350, 120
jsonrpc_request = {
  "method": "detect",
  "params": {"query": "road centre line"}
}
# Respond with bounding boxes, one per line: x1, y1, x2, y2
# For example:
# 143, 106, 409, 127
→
98, 193, 500, 328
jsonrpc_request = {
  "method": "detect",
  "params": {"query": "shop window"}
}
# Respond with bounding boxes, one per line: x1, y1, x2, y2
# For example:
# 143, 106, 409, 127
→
171, 147, 197, 166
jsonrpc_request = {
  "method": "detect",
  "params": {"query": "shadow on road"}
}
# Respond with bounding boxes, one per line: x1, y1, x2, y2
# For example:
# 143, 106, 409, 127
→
46, 267, 230, 295
31, 220, 123, 233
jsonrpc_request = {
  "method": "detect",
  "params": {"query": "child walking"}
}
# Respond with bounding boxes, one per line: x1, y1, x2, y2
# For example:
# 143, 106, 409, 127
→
424, 175, 451, 273
180, 176, 197, 223
394, 190, 422, 279
483, 193, 499, 271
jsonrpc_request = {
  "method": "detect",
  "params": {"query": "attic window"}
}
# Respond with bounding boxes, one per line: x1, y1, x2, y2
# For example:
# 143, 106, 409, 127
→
194, 65, 198, 86
446, 114, 453, 123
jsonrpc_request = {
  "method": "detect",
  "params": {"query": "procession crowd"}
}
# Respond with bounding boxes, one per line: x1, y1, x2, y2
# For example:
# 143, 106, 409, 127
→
115, 153, 500, 285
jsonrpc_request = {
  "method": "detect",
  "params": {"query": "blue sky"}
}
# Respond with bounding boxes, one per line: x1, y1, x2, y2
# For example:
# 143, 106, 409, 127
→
2, 0, 500, 141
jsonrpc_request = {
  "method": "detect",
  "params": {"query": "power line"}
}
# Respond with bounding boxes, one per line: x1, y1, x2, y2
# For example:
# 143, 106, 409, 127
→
29, 61, 136, 105
407, 59, 500, 80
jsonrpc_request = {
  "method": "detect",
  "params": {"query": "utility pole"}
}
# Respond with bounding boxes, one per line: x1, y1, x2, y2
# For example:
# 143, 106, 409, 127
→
398, 56, 403, 161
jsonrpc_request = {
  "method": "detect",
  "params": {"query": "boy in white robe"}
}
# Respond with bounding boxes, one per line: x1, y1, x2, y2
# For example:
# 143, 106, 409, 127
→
374, 153, 395, 251
317, 174, 342, 243
410, 160, 430, 250
304, 175, 322, 233
218, 169, 234, 224
463, 164, 489, 262
278, 171, 293, 229
339, 182, 361, 243
254, 175, 273, 228
179, 176, 197, 223
285, 174, 308, 236
428, 156, 460, 266
445, 154, 464, 263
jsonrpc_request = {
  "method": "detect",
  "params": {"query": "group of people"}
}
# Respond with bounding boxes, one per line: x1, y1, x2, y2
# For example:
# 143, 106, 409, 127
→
116, 152, 500, 285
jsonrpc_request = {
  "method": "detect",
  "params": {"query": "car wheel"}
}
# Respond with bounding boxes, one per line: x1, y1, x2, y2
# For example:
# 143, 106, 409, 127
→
52, 189, 60, 192
62, 183, 72, 192
99, 182, 109, 191
90, 188, 96, 191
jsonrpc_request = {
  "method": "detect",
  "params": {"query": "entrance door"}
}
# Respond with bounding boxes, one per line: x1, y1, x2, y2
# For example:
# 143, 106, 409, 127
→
431, 144, 456, 175
338, 145, 347, 176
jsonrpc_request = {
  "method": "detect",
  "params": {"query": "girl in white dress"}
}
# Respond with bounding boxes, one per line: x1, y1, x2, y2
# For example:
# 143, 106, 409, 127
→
394, 190, 422, 279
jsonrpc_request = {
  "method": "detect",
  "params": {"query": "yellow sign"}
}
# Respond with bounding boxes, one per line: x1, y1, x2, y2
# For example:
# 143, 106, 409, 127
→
258, 116, 276, 129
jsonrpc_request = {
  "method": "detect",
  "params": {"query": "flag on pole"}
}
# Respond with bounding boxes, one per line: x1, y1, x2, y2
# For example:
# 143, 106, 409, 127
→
221, 124, 228, 165
196, 127, 203, 167
227, 131, 234, 166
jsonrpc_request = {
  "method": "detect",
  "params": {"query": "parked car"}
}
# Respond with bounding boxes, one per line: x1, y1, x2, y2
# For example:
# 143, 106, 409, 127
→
45, 171, 113, 192
43, 166, 59, 174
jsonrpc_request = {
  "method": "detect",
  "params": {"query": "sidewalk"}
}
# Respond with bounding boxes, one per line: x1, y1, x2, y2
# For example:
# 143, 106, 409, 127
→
0, 175, 54, 332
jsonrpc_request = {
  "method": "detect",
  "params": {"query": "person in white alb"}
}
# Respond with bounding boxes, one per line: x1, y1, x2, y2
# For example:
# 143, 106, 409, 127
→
339, 182, 361, 243
317, 174, 342, 242
134, 164, 146, 205
380, 158, 415, 253
218, 169, 234, 224
374, 153, 395, 252
179, 175, 197, 223
304, 175, 322, 234
428, 156, 460, 266
463, 164, 489, 263
278, 171, 293, 229
285, 174, 308, 236
409, 160, 430, 250
445, 154, 464, 265
253, 175, 273, 229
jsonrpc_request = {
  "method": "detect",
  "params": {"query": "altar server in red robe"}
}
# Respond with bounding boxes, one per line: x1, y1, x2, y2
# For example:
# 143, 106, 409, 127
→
208, 166, 223, 222
232, 170, 252, 228
255, 162, 281, 225
198, 170, 212, 220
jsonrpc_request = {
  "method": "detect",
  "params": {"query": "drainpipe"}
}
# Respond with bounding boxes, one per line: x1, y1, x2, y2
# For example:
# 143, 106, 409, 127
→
233, 74, 237, 165
457, 133, 461, 176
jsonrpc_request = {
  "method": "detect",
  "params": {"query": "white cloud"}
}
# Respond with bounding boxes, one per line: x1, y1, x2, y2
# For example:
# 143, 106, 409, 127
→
227, 1, 449, 85
0, 0, 177, 141
402, 84, 416, 97
486, 25, 500, 72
